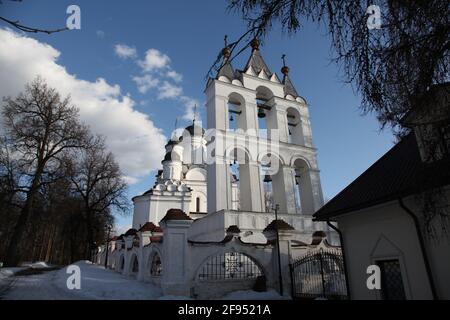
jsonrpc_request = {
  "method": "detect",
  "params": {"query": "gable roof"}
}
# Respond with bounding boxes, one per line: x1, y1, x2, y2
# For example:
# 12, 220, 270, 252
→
282, 74, 299, 98
314, 133, 450, 221
244, 47, 272, 77
217, 60, 235, 80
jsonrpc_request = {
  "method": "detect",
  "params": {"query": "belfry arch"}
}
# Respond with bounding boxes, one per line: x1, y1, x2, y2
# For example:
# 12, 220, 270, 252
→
255, 86, 276, 138
227, 92, 246, 131
227, 147, 263, 211
286, 107, 304, 145
292, 157, 316, 215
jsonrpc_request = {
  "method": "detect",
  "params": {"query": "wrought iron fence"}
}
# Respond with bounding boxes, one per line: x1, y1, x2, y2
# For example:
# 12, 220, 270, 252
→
290, 248, 348, 300
198, 252, 263, 280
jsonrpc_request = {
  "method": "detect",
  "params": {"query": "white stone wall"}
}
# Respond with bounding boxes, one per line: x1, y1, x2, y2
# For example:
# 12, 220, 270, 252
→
98, 220, 339, 299
336, 190, 450, 300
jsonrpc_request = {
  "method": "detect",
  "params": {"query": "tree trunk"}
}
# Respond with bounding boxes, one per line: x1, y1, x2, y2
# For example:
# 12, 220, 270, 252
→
3, 165, 44, 266
4, 199, 34, 266
86, 216, 94, 260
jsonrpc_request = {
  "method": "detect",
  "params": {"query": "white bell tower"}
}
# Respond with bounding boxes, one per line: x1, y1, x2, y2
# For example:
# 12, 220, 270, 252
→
205, 39, 324, 216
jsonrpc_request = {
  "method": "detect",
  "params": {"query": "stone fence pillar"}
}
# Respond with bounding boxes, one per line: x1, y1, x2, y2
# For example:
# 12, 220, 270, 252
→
263, 219, 297, 297
159, 209, 193, 296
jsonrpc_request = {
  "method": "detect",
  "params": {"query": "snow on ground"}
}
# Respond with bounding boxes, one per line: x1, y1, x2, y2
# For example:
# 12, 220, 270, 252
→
1, 260, 162, 300
52, 261, 163, 300
0, 267, 27, 278
0, 260, 290, 300
20, 261, 54, 269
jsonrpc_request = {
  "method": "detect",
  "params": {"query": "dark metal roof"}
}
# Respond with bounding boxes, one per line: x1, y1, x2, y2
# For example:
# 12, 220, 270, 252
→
314, 133, 450, 221
263, 219, 295, 232
139, 222, 163, 233
165, 138, 179, 147
124, 228, 138, 236
160, 208, 192, 222
226, 225, 241, 234
185, 123, 205, 136
244, 48, 272, 76
217, 61, 235, 81
283, 74, 299, 98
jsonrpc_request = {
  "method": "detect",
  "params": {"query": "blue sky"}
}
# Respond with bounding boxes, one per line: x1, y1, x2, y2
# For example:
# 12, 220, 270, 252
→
0, 0, 395, 231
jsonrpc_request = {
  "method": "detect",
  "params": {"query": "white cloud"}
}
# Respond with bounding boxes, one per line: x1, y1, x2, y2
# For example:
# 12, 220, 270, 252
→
114, 44, 137, 59
158, 81, 183, 99
0, 28, 166, 183
166, 70, 182, 82
180, 96, 201, 121
132, 47, 199, 121
132, 74, 159, 94
138, 48, 170, 72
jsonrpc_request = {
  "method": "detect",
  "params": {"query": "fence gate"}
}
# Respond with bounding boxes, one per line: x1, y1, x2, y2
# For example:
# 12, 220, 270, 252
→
290, 248, 348, 300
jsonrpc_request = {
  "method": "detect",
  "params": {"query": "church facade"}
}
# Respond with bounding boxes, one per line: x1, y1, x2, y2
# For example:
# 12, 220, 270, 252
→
95, 39, 341, 298
132, 38, 337, 245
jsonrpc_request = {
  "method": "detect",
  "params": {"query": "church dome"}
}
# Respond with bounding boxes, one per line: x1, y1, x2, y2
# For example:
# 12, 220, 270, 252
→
185, 123, 205, 136
162, 151, 181, 163
165, 137, 180, 148
162, 152, 172, 163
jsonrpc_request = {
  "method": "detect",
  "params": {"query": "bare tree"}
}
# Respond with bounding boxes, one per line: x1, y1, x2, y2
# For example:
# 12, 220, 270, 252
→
1, 77, 88, 266
0, 0, 67, 34
65, 135, 129, 258
221, 0, 449, 136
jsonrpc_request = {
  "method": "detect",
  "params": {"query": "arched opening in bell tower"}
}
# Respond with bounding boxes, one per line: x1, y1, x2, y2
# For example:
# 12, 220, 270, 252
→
255, 86, 275, 139
293, 158, 314, 215
228, 147, 252, 211
260, 154, 275, 212
227, 93, 245, 131
286, 107, 304, 145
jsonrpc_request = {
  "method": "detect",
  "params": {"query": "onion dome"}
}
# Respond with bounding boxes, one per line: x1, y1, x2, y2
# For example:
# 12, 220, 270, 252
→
165, 137, 179, 148
185, 122, 205, 136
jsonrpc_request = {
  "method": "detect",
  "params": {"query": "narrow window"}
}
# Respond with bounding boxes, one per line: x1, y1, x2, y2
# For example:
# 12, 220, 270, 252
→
377, 259, 406, 300
196, 197, 200, 213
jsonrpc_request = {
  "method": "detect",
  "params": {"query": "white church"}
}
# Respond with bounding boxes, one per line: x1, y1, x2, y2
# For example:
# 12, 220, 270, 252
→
95, 39, 344, 299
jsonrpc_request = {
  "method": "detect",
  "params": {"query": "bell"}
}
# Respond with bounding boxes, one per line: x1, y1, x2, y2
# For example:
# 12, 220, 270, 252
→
263, 174, 272, 183
288, 129, 292, 135
230, 114, 234, 122
257, 108, 266, 118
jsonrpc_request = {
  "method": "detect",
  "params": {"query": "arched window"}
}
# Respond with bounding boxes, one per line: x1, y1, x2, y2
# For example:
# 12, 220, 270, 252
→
150, 252, 162, 276
197, 252, 263, 280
